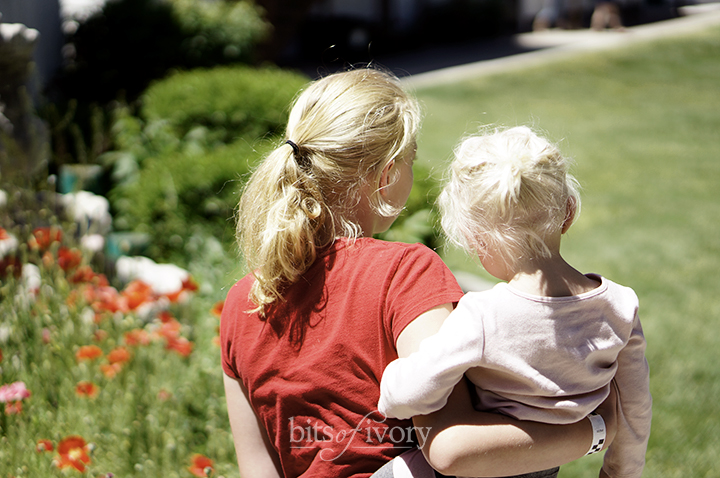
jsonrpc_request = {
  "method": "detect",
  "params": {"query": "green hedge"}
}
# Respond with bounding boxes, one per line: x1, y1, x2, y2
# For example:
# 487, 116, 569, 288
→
108, 66, 309, 264
142, 66, 309, 143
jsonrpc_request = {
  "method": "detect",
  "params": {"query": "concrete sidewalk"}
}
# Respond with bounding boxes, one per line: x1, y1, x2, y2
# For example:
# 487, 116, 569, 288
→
402, 8, 720, 89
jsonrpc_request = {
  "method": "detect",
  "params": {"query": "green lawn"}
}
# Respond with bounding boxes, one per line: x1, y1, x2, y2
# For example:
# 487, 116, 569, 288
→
413, 25, 720, 478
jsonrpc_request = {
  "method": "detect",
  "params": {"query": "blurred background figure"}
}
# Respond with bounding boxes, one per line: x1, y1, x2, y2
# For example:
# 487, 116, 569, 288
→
591, 1, 626, 30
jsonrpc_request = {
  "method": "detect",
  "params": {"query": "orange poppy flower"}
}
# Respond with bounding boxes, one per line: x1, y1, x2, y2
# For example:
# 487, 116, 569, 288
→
107, 346, 131, 365
157, 310, 175, 323
188, 454, 214, 477
211, 300, 224, 317
76, 345, 103, 362
124, 329, 151, 346
36, 439, 54, 452
55, 436, 91, 472
75, 381, 99, 399
58, 247, 83, 271
122, 280, 154, 310
29, 226, 62, 251
5, 401, 23, 415
100, 363, 123, 379
166, 336, 193, 357
157, 389, 172, 401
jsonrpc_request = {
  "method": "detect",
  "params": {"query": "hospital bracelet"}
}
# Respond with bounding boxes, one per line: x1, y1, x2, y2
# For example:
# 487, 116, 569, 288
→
585, 412, 606, 455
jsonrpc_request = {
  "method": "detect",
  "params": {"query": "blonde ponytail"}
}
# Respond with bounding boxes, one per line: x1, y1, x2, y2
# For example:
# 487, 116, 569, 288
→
439, 126, 580, 267
237, 68, 420, 314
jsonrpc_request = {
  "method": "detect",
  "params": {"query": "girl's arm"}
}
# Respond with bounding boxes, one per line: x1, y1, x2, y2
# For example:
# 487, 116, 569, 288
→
223, 373, 283, 478
414, 379, 617, 477
396, 304, 618, 477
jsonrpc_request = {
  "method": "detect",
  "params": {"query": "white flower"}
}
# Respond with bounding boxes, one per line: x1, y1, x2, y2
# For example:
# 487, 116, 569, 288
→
22, 263, 41, 293
80, 234, 105, 253
115, 255, 190, 296
0, 231, 18, 258
61, 190, 112, 234
0, 189, 7, 208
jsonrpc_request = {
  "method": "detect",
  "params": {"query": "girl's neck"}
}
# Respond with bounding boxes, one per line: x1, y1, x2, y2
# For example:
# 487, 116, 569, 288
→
507, 255, 601, 298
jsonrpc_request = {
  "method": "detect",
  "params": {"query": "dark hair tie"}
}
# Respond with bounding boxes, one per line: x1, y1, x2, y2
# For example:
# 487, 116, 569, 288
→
285, 140, 300, 155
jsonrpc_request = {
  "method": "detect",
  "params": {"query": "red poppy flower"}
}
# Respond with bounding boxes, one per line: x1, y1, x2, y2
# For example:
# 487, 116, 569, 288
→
75, 381, 99, 398
36, 439, 54, 452
5, 401, 23, 415
100, 363, 123, 379
0, 347, 3, 363
157, 310, 175, 323
76, 345, 103, 362
188, 454, 214, 477
124, 329, 151, 346
122, 280, 154, 310
166, 336, 193, 357
157, 318, 182, 340
55, 436, 91, 472
107, 346, 131, 365
89, 285, 128, 314
58, 247, 83, 271
157, 389, 172, 401
211, 300, 224, 318
29, 226, 62, 251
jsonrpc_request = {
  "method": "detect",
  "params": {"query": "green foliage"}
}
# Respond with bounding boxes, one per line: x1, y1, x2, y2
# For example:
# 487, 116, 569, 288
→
106, 66, 309, 265
141, 66, 309, 143
378, 162, 443, 248
111, 137, 270, 264
57, 0, 269, 104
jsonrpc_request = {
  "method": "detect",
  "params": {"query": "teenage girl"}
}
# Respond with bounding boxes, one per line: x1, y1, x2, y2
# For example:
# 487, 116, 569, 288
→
378, 126, 651, 478
220, 70, 618, 478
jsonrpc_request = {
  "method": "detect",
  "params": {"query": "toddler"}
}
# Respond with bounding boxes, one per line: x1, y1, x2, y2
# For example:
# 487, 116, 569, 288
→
378, 126, 651, 478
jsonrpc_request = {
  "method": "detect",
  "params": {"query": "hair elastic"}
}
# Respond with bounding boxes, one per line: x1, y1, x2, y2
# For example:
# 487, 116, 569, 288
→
285, 140, 300, 155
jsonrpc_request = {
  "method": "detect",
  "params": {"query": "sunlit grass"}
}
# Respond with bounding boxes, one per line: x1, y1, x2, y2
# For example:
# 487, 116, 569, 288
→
415, 25, 720, 477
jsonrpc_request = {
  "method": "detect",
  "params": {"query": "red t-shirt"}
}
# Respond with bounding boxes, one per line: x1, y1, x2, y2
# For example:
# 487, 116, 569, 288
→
221, 237, 464, 478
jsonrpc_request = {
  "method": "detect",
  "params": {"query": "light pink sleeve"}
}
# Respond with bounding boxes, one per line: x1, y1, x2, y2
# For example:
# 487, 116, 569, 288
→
602, 310, 652, 478
378, 296, 485, 419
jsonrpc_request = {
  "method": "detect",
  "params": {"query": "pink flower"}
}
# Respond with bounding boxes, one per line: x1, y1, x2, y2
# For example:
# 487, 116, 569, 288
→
0, 381, 32, 403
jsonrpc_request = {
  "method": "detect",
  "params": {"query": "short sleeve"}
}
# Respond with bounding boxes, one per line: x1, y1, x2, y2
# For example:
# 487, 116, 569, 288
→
383, 244, 464, 345
219, 275, 254, 380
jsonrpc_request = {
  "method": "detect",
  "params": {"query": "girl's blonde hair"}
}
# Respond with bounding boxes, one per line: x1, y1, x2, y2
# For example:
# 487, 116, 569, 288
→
438, 126, 580, 268
237, 68, 420, 314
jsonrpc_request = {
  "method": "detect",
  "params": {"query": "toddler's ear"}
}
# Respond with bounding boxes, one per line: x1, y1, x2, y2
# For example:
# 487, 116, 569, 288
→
561, 197, 577, 234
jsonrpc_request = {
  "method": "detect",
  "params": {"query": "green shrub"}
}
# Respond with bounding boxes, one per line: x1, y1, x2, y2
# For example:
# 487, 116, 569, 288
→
377, 162, 443, 248
110, 136, 272, 264
141, 66, 309, 143
57, 0, 269, 104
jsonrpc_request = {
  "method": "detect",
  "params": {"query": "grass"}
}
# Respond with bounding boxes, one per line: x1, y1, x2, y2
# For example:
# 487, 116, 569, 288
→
413, 24, 720, 477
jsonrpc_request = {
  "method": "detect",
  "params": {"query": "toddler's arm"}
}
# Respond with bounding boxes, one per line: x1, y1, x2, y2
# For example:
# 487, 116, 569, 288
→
379, 298, 484, 419
601, 312, 652, 478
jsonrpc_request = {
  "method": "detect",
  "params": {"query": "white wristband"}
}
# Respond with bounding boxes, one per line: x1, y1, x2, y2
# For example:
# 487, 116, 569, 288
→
585, 412, 606, 456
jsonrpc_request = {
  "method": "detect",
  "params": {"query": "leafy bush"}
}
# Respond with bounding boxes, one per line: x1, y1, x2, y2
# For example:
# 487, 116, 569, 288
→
105, 66, 309, 264
141, 66, 309, 143
110, 137, 272, 264
378, 162, 443, 248
56, 0, 269, 104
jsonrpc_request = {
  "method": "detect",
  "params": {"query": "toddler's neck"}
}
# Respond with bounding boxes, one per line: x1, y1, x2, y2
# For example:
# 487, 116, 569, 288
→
507, 256, 601, 298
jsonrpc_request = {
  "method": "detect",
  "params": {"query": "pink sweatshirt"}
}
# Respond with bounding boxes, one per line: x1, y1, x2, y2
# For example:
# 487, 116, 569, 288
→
379, 274, 652, 478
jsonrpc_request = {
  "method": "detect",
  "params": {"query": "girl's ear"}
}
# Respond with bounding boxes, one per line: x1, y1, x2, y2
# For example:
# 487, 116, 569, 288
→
378, 160, 396, 198
561, 197, 577, 234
